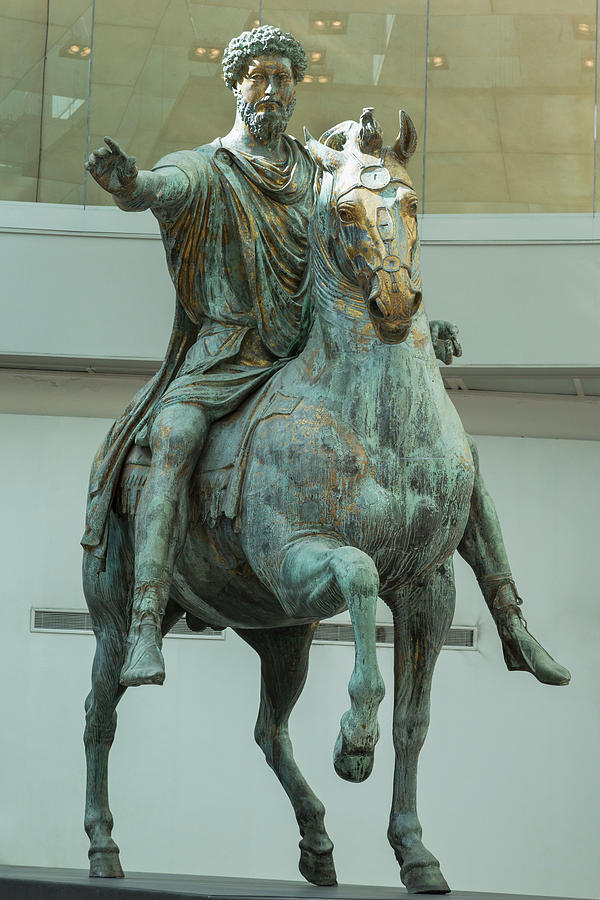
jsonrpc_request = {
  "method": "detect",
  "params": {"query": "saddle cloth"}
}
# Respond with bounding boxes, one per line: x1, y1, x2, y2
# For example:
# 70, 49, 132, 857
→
115, 383, 301, 532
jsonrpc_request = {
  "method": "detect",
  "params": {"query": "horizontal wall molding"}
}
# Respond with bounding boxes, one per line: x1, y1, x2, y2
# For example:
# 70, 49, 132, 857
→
2, 362, 599, 440
3, 201, 600, 245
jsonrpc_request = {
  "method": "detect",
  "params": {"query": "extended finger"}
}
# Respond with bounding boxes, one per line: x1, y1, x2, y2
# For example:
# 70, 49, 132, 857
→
87, 152, 97, 167
104, 135, 124, 156
444, 340, 453, 364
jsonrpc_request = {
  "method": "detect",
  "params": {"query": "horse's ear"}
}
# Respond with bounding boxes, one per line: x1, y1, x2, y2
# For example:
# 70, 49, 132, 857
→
393, 110, 417, 163
304, 127, 344, 173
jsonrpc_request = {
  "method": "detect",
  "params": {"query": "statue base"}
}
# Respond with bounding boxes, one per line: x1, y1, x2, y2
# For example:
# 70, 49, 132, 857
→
0, 866, 585, 900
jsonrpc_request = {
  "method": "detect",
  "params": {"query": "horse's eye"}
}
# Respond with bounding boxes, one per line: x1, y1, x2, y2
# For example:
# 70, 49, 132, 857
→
338, 206, 356, 224
407, 197, 418, 216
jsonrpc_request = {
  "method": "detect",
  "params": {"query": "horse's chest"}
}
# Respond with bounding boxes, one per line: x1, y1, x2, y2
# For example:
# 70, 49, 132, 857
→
322, 441, 474, 585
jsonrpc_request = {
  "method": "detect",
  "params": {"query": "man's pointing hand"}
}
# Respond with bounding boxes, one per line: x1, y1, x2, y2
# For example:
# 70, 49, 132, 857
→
85, 136, 138, 194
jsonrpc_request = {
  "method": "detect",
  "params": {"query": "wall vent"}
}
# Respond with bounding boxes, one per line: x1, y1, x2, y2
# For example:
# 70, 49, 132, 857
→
30, 608, 225, 639
30, 609, 475, 649
314, 622, 476, 649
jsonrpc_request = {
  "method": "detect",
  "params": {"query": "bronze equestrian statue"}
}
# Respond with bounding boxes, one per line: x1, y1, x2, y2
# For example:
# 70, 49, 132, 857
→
82, 26, 570, 894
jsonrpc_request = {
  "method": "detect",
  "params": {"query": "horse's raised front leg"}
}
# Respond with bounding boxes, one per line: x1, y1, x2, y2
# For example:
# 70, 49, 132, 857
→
237, 623, 336, 886
385, 560, 456, 894
280, 537, 385, 784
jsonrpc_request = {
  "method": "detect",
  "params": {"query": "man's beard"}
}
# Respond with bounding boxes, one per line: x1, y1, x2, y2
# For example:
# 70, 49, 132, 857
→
236, 94, 296, 143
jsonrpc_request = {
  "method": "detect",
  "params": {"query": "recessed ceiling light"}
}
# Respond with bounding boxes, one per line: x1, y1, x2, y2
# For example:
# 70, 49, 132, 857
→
310, 50, 325, 64
573, 17, 595, 39
427, 53, 448, 70
309, 13, 348, 34
302, 69, 333, 85
189, 45, 222, 62
61, 42, 92, 59
583, 56, 595, 70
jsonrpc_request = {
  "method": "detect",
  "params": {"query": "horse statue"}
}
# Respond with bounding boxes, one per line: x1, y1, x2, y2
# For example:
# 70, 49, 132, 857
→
83, 111, 474, 894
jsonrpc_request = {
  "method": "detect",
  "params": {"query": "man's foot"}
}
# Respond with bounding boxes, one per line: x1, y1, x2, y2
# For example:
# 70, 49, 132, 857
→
494, 601, 570, 686
120, 619, 165, 687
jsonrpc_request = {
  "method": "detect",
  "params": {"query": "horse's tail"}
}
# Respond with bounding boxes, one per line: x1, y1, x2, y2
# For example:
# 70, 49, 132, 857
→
82, 510, 134, 639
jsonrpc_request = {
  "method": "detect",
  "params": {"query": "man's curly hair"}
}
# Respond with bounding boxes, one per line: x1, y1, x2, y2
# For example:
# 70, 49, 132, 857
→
222, 26, 307, 90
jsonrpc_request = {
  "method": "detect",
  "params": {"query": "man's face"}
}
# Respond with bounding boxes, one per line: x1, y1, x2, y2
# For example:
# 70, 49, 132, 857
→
235, 55, 296, 143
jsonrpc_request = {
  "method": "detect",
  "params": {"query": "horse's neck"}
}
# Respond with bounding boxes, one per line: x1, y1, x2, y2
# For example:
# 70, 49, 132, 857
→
305, 233, 437, 385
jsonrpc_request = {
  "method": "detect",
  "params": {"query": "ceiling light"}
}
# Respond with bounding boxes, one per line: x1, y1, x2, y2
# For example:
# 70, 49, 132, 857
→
310, 51, 325, 63
302, 69, 333, 85
573, 17, 595, 39
583, 56, 595, 70
427, 53, 448, 70
61, 42, 92, 59
309, 13, 348, 34
189, 45, 222, 62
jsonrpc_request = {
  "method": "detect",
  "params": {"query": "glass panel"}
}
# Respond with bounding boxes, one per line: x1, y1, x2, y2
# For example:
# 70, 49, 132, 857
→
85, 1, 256, 206
38, 2, 94, 204
84, 0, 427, 206
0, 4, 48, 202
424, 0, 597, 213
260, 1, 427, 202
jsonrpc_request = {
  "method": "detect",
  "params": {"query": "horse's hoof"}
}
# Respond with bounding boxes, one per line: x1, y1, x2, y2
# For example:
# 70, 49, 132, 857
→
299, 847, 337, 886
333, 730, 375, 783
89, 848, 124, 878
402, 863, 450, 894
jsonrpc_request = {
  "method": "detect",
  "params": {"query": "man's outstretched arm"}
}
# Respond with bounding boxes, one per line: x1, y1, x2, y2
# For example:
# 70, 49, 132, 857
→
85, 136, 190, 217
458, 434, 570, 686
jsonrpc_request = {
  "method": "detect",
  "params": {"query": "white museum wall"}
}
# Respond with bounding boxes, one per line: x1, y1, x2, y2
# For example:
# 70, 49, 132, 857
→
2, 203, 600, 368
0, 410, 597, 898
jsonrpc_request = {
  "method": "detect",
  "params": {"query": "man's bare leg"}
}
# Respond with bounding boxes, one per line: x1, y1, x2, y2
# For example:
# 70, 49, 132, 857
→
458, 436, 570, 686
120, 404, 210, 687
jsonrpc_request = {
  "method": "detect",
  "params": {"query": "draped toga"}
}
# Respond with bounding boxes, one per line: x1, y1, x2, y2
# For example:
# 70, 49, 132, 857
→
82, 134, 316, 562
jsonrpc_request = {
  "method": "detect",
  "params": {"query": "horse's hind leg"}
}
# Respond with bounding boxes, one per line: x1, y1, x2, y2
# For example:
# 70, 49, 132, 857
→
236, 623, 337, 887
83, 551, 128, 878
84, 537, 184, 879
386, 560, 456, 894
279, 538, 385, 784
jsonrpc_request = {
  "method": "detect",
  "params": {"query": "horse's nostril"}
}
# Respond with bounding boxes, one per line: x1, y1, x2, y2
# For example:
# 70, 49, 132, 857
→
369, 299, 386, 320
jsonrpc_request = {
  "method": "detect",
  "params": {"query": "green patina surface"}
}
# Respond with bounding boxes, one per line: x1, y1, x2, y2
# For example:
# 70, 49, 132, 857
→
81, 26, 570, 895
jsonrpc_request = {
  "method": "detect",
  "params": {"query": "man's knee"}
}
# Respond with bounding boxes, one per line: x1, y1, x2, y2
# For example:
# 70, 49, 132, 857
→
149, 405, 209, 469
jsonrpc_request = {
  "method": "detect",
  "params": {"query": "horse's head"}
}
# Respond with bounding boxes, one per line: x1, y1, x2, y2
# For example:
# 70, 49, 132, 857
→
305, 108, 422, 344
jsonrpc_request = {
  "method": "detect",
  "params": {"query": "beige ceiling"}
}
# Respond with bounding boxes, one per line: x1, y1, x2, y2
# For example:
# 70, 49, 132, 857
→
0, 0, 597, 211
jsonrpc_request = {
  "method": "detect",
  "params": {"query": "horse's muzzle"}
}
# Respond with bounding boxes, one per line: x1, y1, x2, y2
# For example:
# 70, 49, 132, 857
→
363, 268, 422, 344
